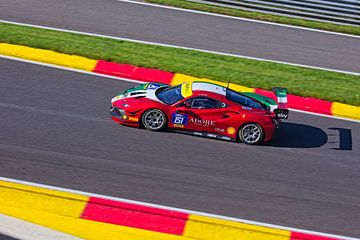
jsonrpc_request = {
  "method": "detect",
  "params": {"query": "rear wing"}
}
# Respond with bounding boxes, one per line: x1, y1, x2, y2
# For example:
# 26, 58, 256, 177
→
272, 87, 289, 120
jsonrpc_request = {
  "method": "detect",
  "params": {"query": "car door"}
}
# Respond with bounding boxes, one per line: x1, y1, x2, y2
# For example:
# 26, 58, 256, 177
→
170, 96, 229, 132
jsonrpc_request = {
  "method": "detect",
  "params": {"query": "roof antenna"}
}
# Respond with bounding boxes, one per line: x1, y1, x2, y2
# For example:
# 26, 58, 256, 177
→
226, 79, 231, 89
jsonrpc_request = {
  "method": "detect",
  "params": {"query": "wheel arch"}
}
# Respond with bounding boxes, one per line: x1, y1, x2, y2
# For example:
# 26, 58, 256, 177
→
237, 122, 265, 144
140, 108, 169, 131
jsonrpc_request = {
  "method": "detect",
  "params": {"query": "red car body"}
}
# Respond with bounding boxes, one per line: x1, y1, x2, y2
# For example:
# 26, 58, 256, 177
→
110, 82, 286, 144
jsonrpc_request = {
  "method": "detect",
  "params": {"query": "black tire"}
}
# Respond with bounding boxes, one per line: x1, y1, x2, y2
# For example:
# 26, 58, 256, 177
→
238, 123, 264, 145
141, 109, 167, 131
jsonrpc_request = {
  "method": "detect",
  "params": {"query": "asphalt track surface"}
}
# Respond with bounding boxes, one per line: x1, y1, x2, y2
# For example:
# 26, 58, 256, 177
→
1, 58, 359, 237
1, 0, 360, 73
0, 234, 17, 240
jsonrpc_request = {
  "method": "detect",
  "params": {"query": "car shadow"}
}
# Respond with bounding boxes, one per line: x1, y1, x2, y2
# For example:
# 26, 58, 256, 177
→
270, 122, 328, 148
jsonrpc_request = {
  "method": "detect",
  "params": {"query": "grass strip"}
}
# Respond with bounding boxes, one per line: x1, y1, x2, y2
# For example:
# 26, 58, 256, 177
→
146, 0, 360, 36
0, 22, 359, 105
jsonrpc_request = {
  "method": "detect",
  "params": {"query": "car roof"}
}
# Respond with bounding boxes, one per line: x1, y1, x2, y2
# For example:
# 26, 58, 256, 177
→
181, 81, 226, 98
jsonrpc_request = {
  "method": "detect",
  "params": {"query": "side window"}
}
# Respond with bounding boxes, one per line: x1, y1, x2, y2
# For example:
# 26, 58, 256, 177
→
185, 97, 227, 109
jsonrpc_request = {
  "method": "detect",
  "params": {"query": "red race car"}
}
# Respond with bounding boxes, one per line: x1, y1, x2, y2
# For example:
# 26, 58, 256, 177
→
109, 81, 288, 145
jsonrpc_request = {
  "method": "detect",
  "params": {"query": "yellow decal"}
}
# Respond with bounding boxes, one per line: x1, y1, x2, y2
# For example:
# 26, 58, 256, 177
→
181, 82, 193, 98
173, 124, 184, 128
227, 127, 236, 134
170, 74, 255, 93
122, 115, 128, 120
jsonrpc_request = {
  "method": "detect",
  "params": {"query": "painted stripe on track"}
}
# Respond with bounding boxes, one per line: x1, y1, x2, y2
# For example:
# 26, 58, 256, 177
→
1, 54, 359, 123
115, 0, 360, 39
1, 20, 359, 76
0, 214, 82, 240
0, 177, 358, 240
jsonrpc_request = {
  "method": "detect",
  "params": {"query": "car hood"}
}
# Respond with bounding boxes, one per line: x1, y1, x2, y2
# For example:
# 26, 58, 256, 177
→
111, 83, 168, 103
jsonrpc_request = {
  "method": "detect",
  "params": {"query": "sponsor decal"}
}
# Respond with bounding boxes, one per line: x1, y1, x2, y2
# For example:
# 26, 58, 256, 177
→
242, 106, 252, 110
189, 118, 215, 127
146, 83, 161, 90
227, 127, 236, 134
173, 124, 184, 128
171, 113, 189, 126
128, 117, 139, 122
274, 109, 289, 119
278, 112, 288, 119
215, 128, 225, 133
122, 115, 128, 120
181, 82, 192, 98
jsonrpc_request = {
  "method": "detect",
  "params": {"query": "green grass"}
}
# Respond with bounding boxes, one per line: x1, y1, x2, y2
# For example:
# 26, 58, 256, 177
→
146, 0, 360, 36
0, 22, 359, 105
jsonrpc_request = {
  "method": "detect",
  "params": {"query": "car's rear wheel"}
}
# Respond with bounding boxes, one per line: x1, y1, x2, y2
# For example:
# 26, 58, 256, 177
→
239, 123, 264, 145
142, 109, 167, 131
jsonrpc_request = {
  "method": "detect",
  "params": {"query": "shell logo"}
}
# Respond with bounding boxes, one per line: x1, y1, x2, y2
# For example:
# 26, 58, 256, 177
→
227, 127, 236, 135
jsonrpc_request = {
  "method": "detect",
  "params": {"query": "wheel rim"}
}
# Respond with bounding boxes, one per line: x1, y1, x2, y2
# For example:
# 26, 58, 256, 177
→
144, 110, 164, 130
241, 124, 262, 144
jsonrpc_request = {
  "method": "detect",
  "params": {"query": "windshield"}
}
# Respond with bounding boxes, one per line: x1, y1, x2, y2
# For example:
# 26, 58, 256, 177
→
226, 89, 265, 110
156, 85, 184, 105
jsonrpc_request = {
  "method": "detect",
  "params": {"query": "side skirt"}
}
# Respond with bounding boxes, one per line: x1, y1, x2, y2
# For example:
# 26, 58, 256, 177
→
171, 129, 236, 142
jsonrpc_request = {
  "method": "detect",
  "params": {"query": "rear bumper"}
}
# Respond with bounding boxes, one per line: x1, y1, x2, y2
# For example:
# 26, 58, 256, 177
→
263, 123, 276, 142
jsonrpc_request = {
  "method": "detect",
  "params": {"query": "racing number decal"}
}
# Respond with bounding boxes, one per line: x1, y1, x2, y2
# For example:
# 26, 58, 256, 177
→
146, 83, 161, 90
171, 113, 188, 127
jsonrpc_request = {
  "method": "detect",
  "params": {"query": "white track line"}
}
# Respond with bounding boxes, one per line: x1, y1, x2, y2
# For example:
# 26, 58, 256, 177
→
0, 176, 358, 240
1, 20, 359, 76
0, 214, 82, 240
289, 108, 360, 123
1, 54, 359, 123
116, 0, 360, 39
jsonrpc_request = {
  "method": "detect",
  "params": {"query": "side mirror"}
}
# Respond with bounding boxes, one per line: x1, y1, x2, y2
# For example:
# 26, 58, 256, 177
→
176, 106, 188, 114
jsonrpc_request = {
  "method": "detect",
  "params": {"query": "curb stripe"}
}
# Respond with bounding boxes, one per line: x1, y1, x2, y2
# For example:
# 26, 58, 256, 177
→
0, 178, 354, 240
184, 214, 291, 240
291, 231, 340, 240
93, 59, 174, 84
81, 197, 189, 235
0, 180, 89, 218
93, 60, 137, 78
0, 43, 358, 120
331, 102, 360, 119
0, 43, 97, 71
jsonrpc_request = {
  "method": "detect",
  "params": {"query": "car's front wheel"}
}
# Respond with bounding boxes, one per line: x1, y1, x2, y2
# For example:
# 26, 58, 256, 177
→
142, 109, 167, 131
239, 123, 264, 145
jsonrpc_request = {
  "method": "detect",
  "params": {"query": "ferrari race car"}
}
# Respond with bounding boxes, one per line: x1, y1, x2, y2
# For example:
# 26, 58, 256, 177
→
109, 81, 288, 145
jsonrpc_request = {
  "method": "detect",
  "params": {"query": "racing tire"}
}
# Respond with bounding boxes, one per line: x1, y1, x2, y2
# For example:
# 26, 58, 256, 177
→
238, 123, 264, 145
142, 109, 167, 131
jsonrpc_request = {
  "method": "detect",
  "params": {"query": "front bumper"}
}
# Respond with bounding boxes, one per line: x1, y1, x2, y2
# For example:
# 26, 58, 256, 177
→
109, 106, 140, 126
109, 106, 125, 119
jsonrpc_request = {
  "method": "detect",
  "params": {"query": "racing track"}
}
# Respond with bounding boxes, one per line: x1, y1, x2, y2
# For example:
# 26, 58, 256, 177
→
0, 58, 359, 237
1, 0, 360, 73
